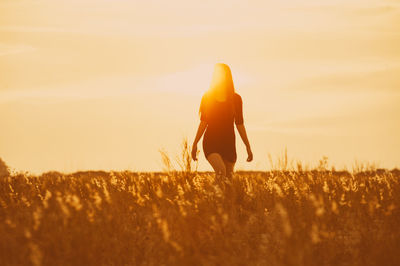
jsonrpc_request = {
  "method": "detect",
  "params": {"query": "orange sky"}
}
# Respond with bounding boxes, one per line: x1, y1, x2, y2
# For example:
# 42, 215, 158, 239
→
1, 0, 399, 174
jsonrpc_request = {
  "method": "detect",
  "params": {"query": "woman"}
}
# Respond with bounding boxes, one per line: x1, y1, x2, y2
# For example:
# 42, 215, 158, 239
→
191, 63, 253, 179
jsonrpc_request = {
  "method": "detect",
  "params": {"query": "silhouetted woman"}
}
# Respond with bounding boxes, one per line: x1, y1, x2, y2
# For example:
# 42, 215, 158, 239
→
191, 63, 253, 180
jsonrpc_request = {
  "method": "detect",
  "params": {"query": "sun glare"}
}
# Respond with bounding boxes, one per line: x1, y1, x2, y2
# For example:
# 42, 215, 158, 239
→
149, 62, 255, 96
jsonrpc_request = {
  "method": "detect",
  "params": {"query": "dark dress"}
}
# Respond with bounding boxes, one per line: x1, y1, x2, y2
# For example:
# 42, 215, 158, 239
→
200, 93, 244, 163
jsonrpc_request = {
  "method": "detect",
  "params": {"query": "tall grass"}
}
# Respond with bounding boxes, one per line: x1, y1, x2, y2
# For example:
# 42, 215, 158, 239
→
159, 137, 198, 175
0, 155, 399, 266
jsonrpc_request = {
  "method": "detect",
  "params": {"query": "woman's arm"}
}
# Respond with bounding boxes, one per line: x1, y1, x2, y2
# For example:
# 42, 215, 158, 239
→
236, 124, 253, 162
236, 124, 250, 148
191, 121, 208, 160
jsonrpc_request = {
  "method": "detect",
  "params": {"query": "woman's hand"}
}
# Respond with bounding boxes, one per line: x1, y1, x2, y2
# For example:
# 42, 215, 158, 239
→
246, 146, 253, 162
191, 144, 198, 161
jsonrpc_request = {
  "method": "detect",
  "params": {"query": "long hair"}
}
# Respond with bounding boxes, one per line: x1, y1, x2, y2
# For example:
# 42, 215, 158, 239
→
199, 63, 236, 119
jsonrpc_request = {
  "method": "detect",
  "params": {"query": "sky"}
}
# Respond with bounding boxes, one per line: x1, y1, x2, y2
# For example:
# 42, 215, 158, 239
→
1, 0, 399, 174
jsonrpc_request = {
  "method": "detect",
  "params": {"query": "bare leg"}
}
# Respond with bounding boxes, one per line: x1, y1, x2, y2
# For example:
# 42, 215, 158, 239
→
206, 153, 226, 179
223, 159, 235, 179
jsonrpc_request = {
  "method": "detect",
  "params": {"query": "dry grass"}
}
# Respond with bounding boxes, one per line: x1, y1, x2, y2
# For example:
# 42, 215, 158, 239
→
1, 156, 400, 266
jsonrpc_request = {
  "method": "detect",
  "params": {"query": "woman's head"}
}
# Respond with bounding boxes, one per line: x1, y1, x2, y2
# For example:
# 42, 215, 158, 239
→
208, 63, 235, 99
199, 63, 236, 118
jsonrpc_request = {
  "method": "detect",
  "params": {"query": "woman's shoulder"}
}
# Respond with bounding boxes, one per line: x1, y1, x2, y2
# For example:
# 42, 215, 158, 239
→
233, 93, 242, 103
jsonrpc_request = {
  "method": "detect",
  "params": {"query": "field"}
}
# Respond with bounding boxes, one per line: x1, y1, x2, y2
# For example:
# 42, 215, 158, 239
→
1, 158, 399, 266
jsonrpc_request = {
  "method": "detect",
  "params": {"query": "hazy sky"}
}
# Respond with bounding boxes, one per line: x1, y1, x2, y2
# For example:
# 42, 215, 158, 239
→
1, 0, 399, 174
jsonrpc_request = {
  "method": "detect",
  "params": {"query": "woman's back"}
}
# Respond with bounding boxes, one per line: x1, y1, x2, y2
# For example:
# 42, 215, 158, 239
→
200, 93, 244, 163
200, 92, 243, 128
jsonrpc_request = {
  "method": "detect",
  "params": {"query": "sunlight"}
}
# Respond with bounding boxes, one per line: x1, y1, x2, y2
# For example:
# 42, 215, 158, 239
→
149, 62, 256, 96
150, 63, 214, 96
1, 0, 398, 173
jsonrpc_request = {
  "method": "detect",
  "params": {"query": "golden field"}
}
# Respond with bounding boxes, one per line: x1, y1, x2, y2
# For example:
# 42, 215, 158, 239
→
0, 157, 399, 266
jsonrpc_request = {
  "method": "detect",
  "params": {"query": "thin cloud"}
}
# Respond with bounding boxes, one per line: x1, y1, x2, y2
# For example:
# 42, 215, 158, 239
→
286, 67, 400, 93
248, 105, 399, 137
287, 3, 400, 16
0, 43, 36, 56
